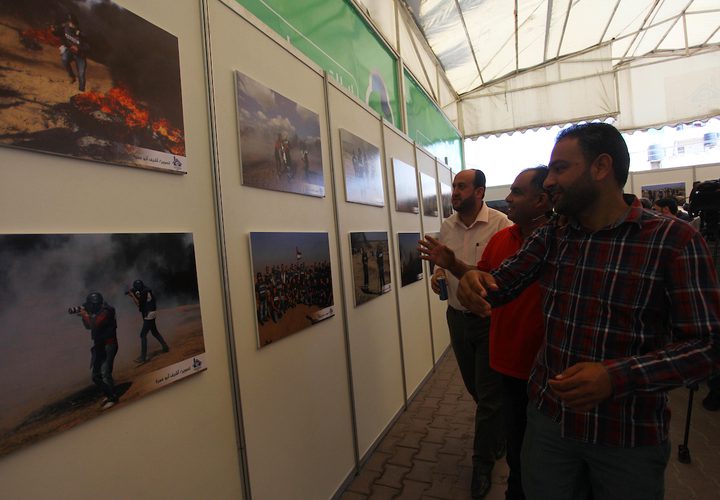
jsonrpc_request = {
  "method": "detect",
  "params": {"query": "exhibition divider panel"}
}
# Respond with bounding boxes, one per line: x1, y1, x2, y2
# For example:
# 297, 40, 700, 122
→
205, 1, 354, 499
0, 0, 243, 498
326, 81, 406, 463
383, 124, 435, 400
417, 154, 451, 363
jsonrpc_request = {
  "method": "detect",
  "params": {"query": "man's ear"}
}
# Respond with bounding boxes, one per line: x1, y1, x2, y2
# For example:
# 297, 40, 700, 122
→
475, 186, 486, 200
592, 153, 614, 182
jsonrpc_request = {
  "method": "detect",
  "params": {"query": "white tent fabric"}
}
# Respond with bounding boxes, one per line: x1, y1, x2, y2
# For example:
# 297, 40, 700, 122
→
355, 0, 720, 137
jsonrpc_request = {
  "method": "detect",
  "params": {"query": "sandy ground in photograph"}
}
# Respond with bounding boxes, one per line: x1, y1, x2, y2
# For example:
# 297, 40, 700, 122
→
241, 142, 324, 196
257, 303, 331, 347
0, 16, 113, 140
0, 304, 204, 458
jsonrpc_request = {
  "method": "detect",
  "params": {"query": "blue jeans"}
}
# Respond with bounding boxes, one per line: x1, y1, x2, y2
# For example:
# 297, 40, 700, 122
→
446, 307, 504, 472
91, 342, 118, 401
521, 404, 670, 500
61, 50, 86, 91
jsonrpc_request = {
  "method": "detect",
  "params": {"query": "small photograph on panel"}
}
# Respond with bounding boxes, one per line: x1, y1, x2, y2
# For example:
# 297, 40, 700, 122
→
420, 172, 439, 217
339, 129, 384, 206
0, 233, 206, 458
250, 232, 334, 347
398, 232, 423, 287
235, 71, 324, 197
392, 158, 419, 214
486, 199, 509, 215
349, 232, 391, 306
440, 182, 453, 218
641, 182, 686, 204
0, 0, 187, 173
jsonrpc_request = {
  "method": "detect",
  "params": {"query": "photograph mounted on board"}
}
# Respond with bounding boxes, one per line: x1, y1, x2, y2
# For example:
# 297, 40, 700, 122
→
250, 232, 334, 347
0, 0, 187, 173
392, 158, 419, 214
339, 129, 384, 206
440, 182, 453, 218
349, 231, 391, 306
0, 233, 206, 458
235, 71, 324, 197
641, 182, 686, 204
398, 232, 423, 287
420, 171, 439, 217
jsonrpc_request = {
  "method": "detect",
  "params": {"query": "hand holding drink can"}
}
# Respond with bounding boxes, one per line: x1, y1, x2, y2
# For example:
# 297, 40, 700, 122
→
438, 274, 448, 301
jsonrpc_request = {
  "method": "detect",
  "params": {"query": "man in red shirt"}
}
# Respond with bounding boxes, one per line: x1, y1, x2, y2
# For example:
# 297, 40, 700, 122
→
476, 166, 552, 499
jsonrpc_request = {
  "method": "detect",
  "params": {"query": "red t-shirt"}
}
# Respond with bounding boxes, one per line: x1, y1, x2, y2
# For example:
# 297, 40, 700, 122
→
477, 225, 545, 380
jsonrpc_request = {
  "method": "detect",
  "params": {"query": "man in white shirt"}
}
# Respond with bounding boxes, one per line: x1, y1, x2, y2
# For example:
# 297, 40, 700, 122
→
424, 168, 511, 498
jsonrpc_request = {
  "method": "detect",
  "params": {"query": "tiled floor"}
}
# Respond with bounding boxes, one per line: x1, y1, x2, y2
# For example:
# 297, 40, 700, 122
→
340, 351, 720, 499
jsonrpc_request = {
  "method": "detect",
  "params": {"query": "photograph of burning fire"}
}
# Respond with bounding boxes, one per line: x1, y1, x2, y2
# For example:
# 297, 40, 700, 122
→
0, 233, 206, 458
235, 71, 325, 197
250, 232, 334, 348
0, 0, 186, 173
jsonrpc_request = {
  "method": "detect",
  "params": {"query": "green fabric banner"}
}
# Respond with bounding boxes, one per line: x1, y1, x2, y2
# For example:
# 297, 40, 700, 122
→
404, 69, 462, 170
236, 0, 400, 129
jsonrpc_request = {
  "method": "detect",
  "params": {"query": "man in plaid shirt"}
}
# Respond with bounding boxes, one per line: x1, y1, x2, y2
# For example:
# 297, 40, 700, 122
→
457, 123, 720, 499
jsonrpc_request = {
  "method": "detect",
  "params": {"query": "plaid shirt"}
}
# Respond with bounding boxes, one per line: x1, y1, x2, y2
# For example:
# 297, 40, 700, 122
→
489, 197, 720, 447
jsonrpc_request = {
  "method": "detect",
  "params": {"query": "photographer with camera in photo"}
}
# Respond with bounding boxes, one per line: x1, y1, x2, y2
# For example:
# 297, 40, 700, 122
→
126, 279, 169, 364
70, 292, 119, 410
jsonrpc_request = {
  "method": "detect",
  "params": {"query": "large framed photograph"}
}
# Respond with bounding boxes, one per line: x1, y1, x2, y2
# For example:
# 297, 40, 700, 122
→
641, 182, 686, 204
0, 0, 187, 173
420, 172, 439, 217
235, 71, 324, 197
339, 129, 384, 206
250, 232, 334, 348
398, 232, 423, 287
0, 233, 206, 458
440, 182, 453, 218
392, 158, 419, 214
349, 232, 391, 306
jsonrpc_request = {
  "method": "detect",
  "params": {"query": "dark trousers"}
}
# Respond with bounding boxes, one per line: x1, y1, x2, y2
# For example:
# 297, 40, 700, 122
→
139, 318, 168, 359
502, 375, 528, 500
446, 306, 504, 473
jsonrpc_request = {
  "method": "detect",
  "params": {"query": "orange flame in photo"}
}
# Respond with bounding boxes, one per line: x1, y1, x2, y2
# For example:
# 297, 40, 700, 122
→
20, 27, 61, 47
72, 86, 185, 156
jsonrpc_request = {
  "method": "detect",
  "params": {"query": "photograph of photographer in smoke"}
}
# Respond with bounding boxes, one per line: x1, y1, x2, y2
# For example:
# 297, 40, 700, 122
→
0, 232, 206, 458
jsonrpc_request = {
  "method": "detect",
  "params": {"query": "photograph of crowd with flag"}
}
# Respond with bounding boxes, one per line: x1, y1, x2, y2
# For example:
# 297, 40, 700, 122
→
0, 0, 187, 173
250, 232, 334, 348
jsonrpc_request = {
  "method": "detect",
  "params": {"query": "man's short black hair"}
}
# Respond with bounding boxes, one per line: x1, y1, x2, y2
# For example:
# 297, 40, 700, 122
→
556, 123, 630, 188
471, 169, 486, 189
520, 165, 549, 194
654, 197, 678, 215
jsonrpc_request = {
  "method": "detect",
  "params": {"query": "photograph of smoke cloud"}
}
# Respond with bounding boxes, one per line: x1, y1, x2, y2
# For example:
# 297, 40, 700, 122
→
392, 158, 419, 214
235, 70, 325, 197
0, 233, 206, 458
339, 129, 384, 207
0, 0, 186, 173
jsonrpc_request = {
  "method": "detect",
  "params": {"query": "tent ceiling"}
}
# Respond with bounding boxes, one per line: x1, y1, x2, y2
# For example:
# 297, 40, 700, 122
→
401, 0, 720, 97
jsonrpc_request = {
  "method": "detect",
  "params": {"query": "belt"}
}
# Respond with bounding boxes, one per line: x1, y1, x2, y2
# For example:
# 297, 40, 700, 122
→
449, 306, 479, 318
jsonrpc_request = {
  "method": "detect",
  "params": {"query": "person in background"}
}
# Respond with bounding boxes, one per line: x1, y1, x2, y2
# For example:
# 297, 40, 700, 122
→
128, 279, 169, 364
